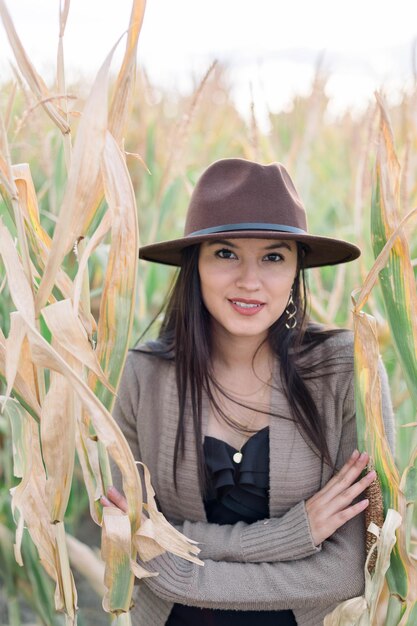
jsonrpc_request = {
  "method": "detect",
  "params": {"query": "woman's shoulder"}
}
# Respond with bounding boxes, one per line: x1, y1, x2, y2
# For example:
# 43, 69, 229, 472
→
123, 343, 174, 383
312, 325, 353, 350
297, 324, 354, 368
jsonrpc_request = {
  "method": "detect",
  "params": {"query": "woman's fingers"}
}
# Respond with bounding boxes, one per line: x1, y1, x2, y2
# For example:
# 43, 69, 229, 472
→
100, 485, 128, 513
306, 450, 375, 545
339, 469, 376, 507
309, 451, 369, 505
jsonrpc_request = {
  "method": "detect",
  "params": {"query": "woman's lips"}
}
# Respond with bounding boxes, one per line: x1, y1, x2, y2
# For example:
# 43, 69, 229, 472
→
228, 299, 265, 316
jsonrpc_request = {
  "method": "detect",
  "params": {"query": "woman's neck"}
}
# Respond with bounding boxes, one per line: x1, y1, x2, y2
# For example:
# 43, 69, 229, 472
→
210, 332, 273, 382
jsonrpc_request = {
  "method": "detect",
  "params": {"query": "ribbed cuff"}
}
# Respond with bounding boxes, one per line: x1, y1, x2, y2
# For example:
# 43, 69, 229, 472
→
143, 552, 195, 601
241, 500, 320, 562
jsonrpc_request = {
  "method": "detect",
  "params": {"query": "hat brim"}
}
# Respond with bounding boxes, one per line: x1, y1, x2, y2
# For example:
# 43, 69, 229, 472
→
139, 230, 360, 269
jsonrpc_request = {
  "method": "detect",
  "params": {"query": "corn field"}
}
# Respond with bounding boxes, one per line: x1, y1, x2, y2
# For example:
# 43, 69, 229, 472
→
0, 0, 417, 624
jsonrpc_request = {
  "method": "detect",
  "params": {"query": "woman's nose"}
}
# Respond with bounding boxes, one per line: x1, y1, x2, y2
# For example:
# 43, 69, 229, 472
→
235, 261, 261, 290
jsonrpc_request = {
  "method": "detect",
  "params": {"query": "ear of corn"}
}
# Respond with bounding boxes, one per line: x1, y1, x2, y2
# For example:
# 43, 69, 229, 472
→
364, 459, 384, 574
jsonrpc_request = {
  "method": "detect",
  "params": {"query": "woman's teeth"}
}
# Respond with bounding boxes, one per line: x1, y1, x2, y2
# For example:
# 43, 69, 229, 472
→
232, 301, 261, 309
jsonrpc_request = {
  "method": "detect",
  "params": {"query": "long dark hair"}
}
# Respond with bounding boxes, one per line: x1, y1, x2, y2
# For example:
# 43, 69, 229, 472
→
138, 243, 346, 492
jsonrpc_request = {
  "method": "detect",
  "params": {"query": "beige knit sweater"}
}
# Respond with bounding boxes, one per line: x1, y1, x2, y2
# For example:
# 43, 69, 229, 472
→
112, 331, 394, 626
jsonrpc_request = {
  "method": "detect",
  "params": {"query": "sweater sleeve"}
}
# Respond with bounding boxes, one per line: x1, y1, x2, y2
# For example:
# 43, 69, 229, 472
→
142, 513, 365, 610
174, 500, 319, 562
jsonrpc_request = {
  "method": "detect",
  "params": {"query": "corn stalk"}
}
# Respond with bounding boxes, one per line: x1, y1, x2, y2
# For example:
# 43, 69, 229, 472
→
325, 97, 417, 625
0, 2, 201, 624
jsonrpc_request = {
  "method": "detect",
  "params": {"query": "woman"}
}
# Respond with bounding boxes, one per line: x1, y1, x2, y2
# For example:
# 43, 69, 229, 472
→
103, 158, 394, 625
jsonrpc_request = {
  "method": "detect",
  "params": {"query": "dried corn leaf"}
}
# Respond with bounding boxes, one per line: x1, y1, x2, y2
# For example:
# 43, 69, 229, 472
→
75, 420, 103, 523
102, 507, 135, 614
35, 44, 115, 313
57, 0, 71, 167
73, 210, 112, 314
88, 131, 138, 412
41, 299, 112, 392
53, 521, 78, 621
0, 327, 40, 418
4, 311, 29, 402
323, 509, 402, 626
135, 463, 201, 564
12, 164, 96, 336
353, 312, 398, 479
3, 396, 78, 618
24, 319, 143, 530
80, 0, 146, 233
0, 97, 19, 199
4, 396, 34, 567
13, 318, 200, 581
40, 350, 76, 523
4, 395, 32, 482
13, 163, 50, 249
0, 0, 70, 134
0, 218, 35, 324
109, 0, 146, 143
323, 597, 367, 626
365, 510, 402, 624
1, 220, 142, 530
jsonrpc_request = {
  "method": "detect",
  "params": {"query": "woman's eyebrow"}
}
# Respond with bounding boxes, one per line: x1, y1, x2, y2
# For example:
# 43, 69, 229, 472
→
205, 240, 292, 250
264, 242, 292, 251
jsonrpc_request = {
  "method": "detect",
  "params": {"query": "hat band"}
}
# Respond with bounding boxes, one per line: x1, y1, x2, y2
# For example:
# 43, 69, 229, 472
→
188, 223, 307, 237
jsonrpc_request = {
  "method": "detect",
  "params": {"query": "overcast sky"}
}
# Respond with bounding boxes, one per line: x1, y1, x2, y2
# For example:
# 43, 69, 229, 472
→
1, 0, 416, 123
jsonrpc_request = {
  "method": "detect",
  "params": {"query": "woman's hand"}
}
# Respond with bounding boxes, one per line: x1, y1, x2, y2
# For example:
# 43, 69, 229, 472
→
100, 486, 128, 512
305, 449, 375, 546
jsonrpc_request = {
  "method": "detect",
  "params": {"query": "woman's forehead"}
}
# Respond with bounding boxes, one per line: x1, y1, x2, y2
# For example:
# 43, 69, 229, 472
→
200, 238, 297, 251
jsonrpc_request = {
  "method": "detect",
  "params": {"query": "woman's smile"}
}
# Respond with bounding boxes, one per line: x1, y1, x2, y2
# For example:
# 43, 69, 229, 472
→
198, 238, 298, 342
228, 297, 266, 315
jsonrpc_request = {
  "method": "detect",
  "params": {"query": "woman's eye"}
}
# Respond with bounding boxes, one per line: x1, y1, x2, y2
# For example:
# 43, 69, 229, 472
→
215, 248, 237, 259
264, 253, 283, 262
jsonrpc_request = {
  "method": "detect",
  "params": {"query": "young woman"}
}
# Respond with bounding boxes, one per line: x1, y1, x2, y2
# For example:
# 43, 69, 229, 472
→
103, 159, 394, 625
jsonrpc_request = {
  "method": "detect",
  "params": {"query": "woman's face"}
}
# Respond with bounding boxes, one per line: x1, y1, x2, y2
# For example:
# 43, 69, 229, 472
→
198, 238, 298, 344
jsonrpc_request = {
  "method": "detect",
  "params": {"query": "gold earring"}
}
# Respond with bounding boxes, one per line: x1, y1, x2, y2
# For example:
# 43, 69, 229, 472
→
285, 288, 297, 329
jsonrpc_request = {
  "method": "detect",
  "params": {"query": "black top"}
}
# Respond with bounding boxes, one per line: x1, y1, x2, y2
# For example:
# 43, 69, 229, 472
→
166, 427, 297, 625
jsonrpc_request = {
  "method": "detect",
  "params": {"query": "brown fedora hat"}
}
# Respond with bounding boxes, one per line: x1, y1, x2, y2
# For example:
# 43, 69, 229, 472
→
139, 158, 360, 268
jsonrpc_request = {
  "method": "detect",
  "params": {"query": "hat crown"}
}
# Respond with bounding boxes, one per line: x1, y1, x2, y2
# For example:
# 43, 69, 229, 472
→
185, 158, 307, 236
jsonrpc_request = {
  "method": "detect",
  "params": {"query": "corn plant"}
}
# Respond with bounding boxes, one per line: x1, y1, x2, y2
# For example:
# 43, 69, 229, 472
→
325, 97, 417, 625
0, 1, 200, 624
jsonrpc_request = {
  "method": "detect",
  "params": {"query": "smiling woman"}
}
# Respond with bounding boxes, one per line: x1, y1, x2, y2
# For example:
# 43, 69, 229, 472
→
103, 158, 394, 626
